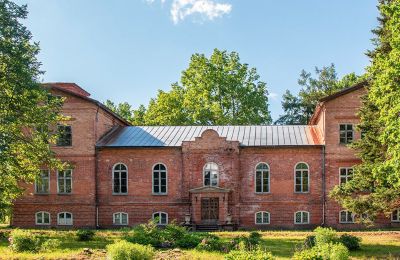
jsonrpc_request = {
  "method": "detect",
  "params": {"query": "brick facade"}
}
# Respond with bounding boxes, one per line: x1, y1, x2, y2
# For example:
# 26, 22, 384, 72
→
12, 82, 399, 229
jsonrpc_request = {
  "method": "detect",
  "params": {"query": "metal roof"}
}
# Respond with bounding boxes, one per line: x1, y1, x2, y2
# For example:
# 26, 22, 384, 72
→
97, 125, 322, 147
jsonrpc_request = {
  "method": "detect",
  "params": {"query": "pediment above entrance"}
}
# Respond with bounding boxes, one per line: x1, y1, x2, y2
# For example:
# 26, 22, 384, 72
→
189, 186, 230, 193
182, 129, 239, 153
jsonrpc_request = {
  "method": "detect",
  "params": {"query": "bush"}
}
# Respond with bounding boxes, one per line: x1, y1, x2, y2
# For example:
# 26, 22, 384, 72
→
0, 230, 10, 241
9, 229, 41, 252
339, 234, 361, 251
314, 227, 338, 246
125, 221, 162, 247
106, 240, 155, 260
225, 247, 274, 260
40, 239, 61, 252
76, 229, 95, 241
248, 231, 262, 247
303, 235, 316, 249
294, 243, 349, 260
175, 233, 203, 249
196, 234, 226, 252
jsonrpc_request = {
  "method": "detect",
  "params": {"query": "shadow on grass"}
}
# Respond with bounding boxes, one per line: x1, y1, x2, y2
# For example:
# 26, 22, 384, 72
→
57, 237, 115, 250
262, 238, 303, 258
350, 244, 400, 259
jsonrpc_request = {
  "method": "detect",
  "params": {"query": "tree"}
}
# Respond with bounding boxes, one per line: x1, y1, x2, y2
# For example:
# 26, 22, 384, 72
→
330, 0, 400, 221
275, 64, 361, 125
104, 100, 134, 122
0, 0, 64, 221
123, 49, 271, 126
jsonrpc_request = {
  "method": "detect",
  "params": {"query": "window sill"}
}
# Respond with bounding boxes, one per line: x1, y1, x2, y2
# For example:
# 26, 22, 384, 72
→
339, 222, 355, 224
35, 223, 50, 226
34, 193, 50, 195
255, 223, 270, 225
152, 193, 168, 196
112, 193, 128, 196
255, 192, 271, 195
57, 193, 72, 195
294, 223, 310, 225
294, 192, 310, 194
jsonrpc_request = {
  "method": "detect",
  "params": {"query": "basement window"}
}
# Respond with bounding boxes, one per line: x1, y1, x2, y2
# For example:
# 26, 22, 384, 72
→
392, 209, 400, 222
339, 210, 355, 223
255, 211, 270, 224
295, 211, 310, 224
57, 212, 73, 225
35, 211, 50, 225
113, 212, 128, 225
153, 212, 168, 225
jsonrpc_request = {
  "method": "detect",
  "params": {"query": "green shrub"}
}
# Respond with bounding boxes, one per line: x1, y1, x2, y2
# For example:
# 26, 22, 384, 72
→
225, 247, 274, 260
76, 229, 95, 241
196, 234, 225, 252
0, 230, 10, 241
106, 240, 155, 260
125, 221, 162, 247
294, 242, 349, 260
339, 234, 361, 251
175, 233, 203, 249
303, 235, 316, 249
9, 229, 41, 252
248, 231, 262, 247
40, 239, 61, 252
314, 227, 338, 245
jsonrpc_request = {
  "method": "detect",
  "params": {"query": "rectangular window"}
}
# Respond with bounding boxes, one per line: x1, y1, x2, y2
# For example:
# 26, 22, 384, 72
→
35, 170, 50, 194
339, 124, 353, 144
56, 125, 72, 146
295, 171, 309, 192
392, 209, 400, 222
57, 169, 72, 194
340, 211, 355, 223
339, 168, 353, 185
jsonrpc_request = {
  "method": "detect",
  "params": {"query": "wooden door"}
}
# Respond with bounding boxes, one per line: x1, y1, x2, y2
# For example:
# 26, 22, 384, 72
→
201, 198, 219, 223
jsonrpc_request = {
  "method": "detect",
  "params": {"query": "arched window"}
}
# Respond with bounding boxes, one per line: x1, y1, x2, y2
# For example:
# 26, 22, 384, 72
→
57, 212, 73, 225
35, 211, 50, 225
255, 211, 270, 224
255, 163, 270, 193
204, 162, 218, 187
295, 211, 309, 224
295, 163, 309, 193
113, 212, 128, 225
153, 164, 167, 194
392, 209, 400, 222
152, 212, 168, 225
339, 210, 355, 223
113, 163, 128, 194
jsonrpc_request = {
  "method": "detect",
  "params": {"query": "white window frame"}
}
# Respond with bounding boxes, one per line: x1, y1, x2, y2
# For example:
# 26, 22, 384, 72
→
294, 211, 310, 224
152, 163, 168, 195
339, 124, 354, 144
294, 162, 310, 193
255, 211, 270, 224
152, 211, 168, 225
35, 169, 50, 194
203, 162, 219, 187
35, 211, 51, 225
57, 169, 73, 194
392, 209, 400, 222
57, 212, 73, 226
112, 163, 128, 195
113, 212, 129, 225
339, 210, 355, 224
339, 167, 353, 185
56, 124, 72, 147
255, 163, 270, 194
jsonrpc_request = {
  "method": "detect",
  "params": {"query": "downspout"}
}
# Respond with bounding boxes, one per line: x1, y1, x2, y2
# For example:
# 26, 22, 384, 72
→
322, 145, 326, 226
95, 106, 100, 228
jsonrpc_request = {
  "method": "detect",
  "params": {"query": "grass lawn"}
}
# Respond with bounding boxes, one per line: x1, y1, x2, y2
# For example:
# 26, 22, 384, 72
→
0, 228, 400, 259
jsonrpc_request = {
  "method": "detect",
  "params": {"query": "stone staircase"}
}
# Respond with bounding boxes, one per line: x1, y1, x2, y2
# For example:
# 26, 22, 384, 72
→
195, 224, 219, 232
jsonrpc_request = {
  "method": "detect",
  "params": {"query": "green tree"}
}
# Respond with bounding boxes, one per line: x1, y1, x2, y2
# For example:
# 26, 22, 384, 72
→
330, 0, 400, 221
104, 100, 134, 122
0, 0, 65, 221
275, 64, 361, 125
139, 49, 271, 125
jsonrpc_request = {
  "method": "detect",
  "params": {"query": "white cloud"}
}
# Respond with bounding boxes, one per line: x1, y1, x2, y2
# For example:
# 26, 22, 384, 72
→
146, 0, 232, 24
268, 92, 279, 100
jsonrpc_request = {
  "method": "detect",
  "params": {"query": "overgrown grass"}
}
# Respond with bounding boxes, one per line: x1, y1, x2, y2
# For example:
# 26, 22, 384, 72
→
0, 229, 399, 259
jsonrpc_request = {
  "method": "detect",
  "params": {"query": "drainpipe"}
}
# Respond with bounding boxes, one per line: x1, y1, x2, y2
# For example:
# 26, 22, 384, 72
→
322, 145, 326, 226
94, 106, 100, 228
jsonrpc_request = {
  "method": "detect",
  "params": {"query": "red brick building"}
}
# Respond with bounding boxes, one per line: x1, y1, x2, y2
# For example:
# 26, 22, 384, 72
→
12, 82, 400, 229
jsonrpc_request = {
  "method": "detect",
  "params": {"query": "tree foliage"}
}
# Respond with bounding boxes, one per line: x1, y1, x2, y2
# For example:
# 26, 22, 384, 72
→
106, 49, 272, 125
330, 0, 400, 220
275, 64, 361, 125
0, 0, 64, 220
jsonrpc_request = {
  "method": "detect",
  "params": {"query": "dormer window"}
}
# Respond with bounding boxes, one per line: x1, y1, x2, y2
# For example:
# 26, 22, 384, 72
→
204, 162, 219, 187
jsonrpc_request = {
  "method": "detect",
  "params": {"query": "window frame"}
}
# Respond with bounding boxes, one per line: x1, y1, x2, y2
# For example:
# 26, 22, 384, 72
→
294, 162, 310, 193
113, 212, 129, 226
255, 211, 270, 224
152, 211, 168, 225
294, 211, 310, 224
391, 209, 400, 222
35, 169, 50, 194
339, 210, 355, 224
57, 212, 73, 226
255, 163, 270, 194
112, 163, 128, 195
152, 163, 168, 195
57, 169, 73, 194
56, 124, 72, 147
339, 167, 353, 185
203, 162, 219, 187
35, 211, 51, 225
339, 124, 354, 144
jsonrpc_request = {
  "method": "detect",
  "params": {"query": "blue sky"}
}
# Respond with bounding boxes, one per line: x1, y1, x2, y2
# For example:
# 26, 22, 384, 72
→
16, 0, 378, 121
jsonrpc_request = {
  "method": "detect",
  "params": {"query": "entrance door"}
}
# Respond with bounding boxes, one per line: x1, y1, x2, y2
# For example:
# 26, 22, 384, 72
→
201, 198, 219, 223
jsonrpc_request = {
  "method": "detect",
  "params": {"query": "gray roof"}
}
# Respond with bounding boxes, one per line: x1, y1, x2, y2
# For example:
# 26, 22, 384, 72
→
97, 125, 322, 148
